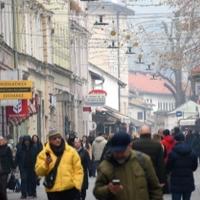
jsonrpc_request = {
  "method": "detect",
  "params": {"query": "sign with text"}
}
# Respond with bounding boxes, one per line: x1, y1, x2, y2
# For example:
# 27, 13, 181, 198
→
85, 95, 106, 106
176, 111, 183, 117
0, 80, 32, 100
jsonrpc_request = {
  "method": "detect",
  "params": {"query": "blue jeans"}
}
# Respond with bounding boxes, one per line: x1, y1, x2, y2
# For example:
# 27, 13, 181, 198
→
172, 192, 192, 200
92, 160, 100, 177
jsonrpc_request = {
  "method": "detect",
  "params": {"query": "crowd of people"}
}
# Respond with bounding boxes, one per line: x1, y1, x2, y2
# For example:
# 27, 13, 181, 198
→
0, 125, 200, 200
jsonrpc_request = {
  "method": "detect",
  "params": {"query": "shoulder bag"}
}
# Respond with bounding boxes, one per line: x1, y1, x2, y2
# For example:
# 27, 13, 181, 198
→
43, 154, 63, 189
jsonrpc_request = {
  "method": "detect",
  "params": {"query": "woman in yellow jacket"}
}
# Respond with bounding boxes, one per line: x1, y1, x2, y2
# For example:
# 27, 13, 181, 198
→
35, 130, 83, 200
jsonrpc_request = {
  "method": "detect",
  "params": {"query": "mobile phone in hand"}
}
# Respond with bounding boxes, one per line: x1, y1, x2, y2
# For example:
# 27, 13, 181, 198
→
112, 179, 120, 185
45, 152, 51, 158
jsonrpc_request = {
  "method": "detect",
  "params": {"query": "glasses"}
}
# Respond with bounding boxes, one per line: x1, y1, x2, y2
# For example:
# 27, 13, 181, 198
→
51, 136, 62, 141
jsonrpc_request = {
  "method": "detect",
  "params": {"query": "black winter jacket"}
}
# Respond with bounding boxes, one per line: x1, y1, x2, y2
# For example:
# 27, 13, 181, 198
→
78, 147, 90, 190
167, 142, 198, 193
132, 134, 165, 183
0, 144, 14, 175
15, 136, 37, 170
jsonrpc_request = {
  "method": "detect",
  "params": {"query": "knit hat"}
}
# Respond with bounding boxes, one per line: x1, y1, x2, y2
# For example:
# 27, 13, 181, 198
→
174, 133, 185, 142
110, 132, 131, 152
48, 129, 61, 139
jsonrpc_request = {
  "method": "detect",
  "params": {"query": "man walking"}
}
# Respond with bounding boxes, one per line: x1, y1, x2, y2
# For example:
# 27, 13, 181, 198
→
92, 132, 107, 176
74, 137, 90, 200
132, 125, 165, 185
93, 132, 163, 200
35, 129, 83, 200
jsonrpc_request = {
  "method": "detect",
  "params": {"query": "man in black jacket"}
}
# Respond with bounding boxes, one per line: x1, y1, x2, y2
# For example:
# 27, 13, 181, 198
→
0, 136, 14, 200
74, 137, 90, 200
132, 125, 165, 185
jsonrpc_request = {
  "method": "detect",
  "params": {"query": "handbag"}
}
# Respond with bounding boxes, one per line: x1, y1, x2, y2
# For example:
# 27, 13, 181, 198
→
7, 172, 17, 191
43, 154, 63, 189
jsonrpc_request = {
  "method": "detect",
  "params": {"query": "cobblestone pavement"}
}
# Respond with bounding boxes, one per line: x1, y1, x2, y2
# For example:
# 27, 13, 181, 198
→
8, 166, 200, 200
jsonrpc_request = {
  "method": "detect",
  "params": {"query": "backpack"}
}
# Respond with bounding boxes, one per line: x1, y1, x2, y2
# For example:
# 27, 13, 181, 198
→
135, 151, 146, 174
98, 151, 147, 200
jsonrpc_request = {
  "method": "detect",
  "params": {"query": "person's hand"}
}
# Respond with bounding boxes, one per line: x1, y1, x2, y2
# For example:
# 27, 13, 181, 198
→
160, 183, 165, 187
108, 182, 123, 194
45, 153, 52, 166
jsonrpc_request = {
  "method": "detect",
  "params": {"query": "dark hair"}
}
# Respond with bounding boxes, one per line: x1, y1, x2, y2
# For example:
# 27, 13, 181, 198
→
97, 132, 104, 136
22, 135, 32, 149
174, 127, 180, 135
67, 132, 76, 147
163, 129, 170, 136
32, 135, 40, 142
174, 133, 185, 142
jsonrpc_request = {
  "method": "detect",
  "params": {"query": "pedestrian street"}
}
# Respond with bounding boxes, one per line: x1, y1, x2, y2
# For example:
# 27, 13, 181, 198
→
7, 165, 200, 200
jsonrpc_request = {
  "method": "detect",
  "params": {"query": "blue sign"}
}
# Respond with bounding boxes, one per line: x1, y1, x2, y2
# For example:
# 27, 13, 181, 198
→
176, 111, 183, 117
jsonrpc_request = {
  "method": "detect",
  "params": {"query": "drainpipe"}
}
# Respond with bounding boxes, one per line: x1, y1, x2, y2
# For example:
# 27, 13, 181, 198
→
12, 0, 19, 141
12, 0, 18, 72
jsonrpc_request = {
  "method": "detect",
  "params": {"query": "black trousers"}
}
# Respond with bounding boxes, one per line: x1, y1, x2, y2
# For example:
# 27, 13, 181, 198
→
81, 189, 87, 200
20, 168, 37, 197
0, 174, 8, 200
47, 188, 80, 200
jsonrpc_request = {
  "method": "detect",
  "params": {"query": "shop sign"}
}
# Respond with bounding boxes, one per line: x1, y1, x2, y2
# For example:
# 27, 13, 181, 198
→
83, 107, 92, 112
0, 80, 32, 100
85, 89, 107, 106
85, 95, 106, 106
6, 100, 29, 119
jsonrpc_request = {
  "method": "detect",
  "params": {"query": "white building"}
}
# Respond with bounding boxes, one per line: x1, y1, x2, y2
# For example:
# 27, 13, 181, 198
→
165, 101, 200, 130
129, 72, 175, 112
88, 63, 129, 134
87, 1, 134, 116
129, 72, 175, 128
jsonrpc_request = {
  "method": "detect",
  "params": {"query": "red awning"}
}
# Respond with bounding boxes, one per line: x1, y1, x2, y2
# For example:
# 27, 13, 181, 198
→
89, 89, 107, 95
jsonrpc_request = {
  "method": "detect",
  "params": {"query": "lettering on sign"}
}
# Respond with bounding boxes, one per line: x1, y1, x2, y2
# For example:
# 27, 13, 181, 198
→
0, 80, 32, 100
85, 95, 106, 106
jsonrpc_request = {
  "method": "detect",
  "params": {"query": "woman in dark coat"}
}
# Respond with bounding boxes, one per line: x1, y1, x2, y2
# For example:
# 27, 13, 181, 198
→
15, 135, 38, 199
0, 136, 14, 200
167, 133, 198, 200
74, 137, 90, 200
32, 135, 43, 154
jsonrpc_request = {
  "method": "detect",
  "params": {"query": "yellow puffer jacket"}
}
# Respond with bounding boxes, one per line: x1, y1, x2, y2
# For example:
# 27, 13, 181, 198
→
35, 142, 83, 192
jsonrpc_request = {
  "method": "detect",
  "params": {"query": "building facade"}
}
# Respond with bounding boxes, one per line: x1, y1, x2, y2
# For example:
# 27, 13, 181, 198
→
129, 72, 175, 129
87, 1, 134, 117
0, 0, 91, 141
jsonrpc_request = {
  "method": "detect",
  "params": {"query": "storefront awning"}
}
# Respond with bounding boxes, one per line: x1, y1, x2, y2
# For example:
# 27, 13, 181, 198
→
95, 106, 130, 124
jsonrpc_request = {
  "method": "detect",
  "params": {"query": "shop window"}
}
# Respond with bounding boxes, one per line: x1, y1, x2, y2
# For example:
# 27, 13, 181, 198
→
137, 112, 143, 120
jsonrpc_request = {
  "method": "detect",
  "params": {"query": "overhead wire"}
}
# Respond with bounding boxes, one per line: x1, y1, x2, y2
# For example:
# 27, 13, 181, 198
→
2, 1, 200, 69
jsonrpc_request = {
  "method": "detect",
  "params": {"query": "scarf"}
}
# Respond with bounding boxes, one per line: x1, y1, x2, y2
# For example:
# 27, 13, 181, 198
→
50, 139, 65, 157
